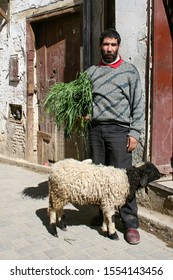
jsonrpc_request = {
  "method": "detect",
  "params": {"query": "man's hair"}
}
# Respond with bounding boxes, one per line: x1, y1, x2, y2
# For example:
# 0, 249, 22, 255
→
100, 28, 121, 45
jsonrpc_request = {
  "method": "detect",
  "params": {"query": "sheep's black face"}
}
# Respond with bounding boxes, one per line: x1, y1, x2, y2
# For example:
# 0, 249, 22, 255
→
138, 162, 161, 187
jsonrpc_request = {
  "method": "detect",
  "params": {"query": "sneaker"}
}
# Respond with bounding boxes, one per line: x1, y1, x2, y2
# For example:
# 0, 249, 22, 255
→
124, 228, 141, 244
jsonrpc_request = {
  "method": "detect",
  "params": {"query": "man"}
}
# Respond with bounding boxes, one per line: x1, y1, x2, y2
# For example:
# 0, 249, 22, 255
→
86, 28, 144, 245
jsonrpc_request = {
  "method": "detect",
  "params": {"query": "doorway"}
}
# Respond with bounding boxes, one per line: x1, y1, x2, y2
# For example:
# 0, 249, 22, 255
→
26, 9, 85, 165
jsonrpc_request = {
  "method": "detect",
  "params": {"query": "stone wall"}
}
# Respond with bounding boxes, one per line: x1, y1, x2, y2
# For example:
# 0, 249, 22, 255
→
137, 183, 173, 217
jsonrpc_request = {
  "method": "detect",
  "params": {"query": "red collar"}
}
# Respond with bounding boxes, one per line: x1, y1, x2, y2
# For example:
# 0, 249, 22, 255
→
98, 56, 124, 69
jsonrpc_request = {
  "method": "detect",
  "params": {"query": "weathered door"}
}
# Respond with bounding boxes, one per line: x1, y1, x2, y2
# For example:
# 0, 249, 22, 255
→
34, 12, 84, 165
151, 0, 173, 174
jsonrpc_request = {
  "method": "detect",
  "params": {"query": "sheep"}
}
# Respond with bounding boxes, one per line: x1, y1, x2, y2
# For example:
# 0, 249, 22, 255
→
48, 158, 161, 239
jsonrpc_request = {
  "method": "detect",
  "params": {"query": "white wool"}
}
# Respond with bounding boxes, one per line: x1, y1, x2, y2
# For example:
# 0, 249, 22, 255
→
48, 158, 160, 238
49, 158, 129, 211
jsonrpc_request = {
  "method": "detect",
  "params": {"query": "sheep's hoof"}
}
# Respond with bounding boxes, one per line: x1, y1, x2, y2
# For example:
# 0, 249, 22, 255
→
59, 215, 67, 231
107, 231, 119, 240
49, 223, 58, 237
61, 225, 67, 231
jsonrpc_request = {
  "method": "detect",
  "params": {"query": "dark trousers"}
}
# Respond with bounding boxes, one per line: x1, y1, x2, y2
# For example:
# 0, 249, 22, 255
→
89, 123, 139, 229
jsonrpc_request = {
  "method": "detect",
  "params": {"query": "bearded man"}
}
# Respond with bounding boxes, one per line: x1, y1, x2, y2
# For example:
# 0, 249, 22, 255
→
86, 28, 144, 245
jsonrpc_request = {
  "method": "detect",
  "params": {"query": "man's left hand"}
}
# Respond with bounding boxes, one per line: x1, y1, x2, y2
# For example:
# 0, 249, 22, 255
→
127, 136, 138, 152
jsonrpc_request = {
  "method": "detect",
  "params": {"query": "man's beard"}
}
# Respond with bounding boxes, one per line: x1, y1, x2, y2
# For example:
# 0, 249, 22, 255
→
101, 50, 118, 64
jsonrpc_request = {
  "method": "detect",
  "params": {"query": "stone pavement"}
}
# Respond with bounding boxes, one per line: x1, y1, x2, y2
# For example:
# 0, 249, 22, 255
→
0, 161, 173, 260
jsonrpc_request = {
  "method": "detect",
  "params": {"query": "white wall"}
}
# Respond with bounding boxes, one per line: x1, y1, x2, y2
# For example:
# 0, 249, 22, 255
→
116, 0, 148, 163
116, 0, 148, 94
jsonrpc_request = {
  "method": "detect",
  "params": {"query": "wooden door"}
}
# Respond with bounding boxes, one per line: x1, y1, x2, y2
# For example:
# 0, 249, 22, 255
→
34, 12, 84, 165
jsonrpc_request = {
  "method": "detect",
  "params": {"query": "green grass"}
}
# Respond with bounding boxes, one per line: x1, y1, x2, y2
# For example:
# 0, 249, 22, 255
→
44, 72, 92, 137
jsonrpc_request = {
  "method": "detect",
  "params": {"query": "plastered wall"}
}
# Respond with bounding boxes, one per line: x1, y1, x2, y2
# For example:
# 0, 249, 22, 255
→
116, 0, 148, 163
0, 0, 79, 158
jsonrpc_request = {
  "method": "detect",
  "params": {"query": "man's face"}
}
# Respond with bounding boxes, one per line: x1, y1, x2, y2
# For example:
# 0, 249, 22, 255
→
101, 37, 120, 63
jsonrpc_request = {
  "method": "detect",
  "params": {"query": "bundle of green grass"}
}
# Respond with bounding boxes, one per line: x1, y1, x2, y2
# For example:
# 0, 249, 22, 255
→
44, 72, 92, 137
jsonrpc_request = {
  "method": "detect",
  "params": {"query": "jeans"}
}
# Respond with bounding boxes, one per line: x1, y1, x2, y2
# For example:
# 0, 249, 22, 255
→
89, 123, 139, 229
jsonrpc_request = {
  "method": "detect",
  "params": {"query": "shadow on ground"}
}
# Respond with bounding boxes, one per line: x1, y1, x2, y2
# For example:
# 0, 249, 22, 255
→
21, 181, 48, 199
36, 205, 173, 248
21, 181, 173, 247
36, 205, 124, 239
21, 181, 124, 238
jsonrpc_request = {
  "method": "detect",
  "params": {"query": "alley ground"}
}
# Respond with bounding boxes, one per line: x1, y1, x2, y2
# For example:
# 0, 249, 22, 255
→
0, 159, 173, 261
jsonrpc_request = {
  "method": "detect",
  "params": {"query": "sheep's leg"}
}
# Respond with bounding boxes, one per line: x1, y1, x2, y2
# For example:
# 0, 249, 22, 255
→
101, 214, 108, 232
107, 213, 119, 240
49, 208, 58, 237
57, 209, 67, 231
103, 209, 119, 240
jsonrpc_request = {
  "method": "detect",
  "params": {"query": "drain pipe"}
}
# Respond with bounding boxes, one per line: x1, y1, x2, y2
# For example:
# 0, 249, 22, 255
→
83, 0, 91, 71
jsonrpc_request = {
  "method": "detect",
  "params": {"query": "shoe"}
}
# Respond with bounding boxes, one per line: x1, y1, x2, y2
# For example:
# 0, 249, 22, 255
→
124, 228, 140, 244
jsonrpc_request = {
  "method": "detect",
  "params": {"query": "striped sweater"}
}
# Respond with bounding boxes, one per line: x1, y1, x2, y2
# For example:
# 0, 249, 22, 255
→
86, 61, 144, 140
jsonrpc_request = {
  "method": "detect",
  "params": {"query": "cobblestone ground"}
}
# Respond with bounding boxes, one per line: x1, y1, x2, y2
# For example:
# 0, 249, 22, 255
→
0, 163, 173, 260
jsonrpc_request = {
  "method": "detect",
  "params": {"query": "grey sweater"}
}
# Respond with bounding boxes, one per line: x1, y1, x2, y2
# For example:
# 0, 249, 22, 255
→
87, 61, 144, 140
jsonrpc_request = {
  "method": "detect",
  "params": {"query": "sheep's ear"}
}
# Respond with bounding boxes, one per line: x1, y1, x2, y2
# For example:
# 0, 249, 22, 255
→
140, 174, 149, 187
